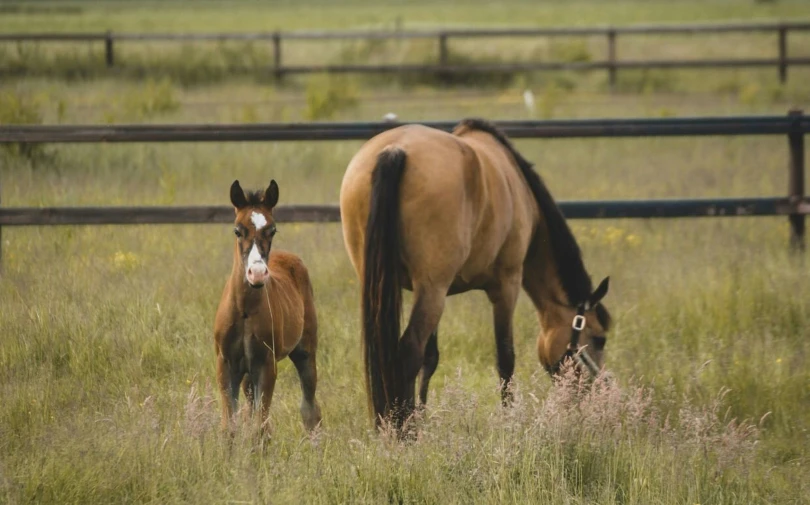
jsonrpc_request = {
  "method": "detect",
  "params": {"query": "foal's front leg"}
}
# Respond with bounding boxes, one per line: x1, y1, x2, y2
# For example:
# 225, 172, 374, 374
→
258, 361, 278, 435
216, 354, 242, 430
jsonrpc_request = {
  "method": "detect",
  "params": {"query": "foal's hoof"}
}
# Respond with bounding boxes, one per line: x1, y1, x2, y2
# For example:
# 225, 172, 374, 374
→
301, 402, 322, 432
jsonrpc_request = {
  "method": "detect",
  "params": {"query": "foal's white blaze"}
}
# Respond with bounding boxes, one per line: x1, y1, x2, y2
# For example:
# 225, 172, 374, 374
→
246, 242, 269, 286
248, 242, 263, 265
251, 211, 267, 230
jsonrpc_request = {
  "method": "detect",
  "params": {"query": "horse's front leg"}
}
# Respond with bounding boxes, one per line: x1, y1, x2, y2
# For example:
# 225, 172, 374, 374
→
487, 274, 521, 405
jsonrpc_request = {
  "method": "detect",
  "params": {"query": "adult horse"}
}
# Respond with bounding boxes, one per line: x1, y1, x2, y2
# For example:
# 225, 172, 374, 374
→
214, 180, 322, 434
340, 118, 612, 426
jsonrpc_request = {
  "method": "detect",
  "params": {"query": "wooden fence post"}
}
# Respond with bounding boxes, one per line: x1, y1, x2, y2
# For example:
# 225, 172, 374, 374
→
438, 32, 448, 67
778, 24, 788, 84
105, 31, 114, 67
607, 28, 617, 91
0, 171, 3, 272
272, 31, 282, 80
788, 108, 805, 251
437, 32, 450, 82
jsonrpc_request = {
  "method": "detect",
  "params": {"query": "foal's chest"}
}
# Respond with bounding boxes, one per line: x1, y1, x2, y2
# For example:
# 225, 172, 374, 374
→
240, 316, 274, 363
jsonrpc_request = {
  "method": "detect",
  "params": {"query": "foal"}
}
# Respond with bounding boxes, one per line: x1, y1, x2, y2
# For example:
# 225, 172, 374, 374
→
214, 179, 321, 433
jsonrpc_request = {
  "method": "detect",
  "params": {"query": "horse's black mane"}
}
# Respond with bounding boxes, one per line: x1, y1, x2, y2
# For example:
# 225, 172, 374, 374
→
455, 118, 610, 329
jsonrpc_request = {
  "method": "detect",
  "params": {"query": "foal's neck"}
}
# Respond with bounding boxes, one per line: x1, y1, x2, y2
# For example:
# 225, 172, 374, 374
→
230, 249, 270, 316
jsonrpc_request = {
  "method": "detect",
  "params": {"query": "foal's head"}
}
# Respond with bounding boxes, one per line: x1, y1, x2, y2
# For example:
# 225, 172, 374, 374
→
229, 179, 279, 288
541, 276, 612, 377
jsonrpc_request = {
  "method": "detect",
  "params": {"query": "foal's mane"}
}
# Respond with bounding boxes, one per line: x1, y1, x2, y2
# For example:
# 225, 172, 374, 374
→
244, 190, 266, 207
454, 118, 610, 328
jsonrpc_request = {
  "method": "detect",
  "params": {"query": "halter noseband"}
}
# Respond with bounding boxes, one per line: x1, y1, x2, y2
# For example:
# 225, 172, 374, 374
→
547, 303, 601, 378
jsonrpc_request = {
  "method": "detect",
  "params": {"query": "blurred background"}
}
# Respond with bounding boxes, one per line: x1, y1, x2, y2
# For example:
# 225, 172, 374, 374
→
1, 1, 809, 504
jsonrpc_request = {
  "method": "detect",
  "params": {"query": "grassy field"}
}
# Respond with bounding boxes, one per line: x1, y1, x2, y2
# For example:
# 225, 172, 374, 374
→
2, 0, 810, 90
2, 1, 810, 504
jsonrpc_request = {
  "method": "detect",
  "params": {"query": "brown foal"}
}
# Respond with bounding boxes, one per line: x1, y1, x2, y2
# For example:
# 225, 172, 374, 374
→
214, 180, 321, 434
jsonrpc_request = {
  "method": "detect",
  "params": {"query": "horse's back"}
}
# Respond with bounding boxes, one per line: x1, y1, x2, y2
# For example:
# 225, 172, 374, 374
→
341, 123, 536, 292
341, 125, 482, 287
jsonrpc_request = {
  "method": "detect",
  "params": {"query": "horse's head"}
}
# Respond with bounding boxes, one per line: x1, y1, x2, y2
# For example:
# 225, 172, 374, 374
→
229, 179, 279, 288
539, 276, 612, 378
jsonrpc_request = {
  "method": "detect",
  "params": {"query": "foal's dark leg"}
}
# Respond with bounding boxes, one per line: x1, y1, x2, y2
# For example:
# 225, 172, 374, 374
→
487, 278, 520, 405
289, 345, 322, 431
216, 356, 243, 430
418, 329, 439, 405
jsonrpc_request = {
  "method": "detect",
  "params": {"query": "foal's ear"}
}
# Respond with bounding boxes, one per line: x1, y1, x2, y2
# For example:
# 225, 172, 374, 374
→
264, 179, 279, 209
589, 276, 610, 306
230, 180, 248, 210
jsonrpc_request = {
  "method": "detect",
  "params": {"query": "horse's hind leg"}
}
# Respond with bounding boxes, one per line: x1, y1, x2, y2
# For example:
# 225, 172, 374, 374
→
290, 345, 322, 431
397, 286, 447, 424
487, 274, 521, 405
418, 329, 439, 405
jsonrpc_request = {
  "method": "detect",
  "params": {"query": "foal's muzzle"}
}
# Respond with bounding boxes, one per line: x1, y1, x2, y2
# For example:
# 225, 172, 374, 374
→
246, 263, 269, 287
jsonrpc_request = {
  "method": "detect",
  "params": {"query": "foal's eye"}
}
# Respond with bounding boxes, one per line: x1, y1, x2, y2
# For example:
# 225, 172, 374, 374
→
234, 228, 242, 238
591, 336, 607, 351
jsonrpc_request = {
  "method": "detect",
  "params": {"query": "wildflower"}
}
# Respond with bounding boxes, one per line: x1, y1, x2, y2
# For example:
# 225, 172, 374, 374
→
113, 251, 141, 272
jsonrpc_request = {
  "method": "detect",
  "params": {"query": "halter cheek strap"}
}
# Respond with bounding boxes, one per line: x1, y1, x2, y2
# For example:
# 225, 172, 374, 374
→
569, 305, 587, 350
546, 303, 600, 378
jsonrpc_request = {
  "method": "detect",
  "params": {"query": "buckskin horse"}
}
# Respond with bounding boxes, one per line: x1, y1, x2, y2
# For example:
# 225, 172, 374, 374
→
214, 180, 321, 434
340, 118, 611, 427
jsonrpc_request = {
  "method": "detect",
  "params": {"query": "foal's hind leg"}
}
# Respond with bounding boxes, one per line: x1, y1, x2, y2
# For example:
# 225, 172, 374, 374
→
418, 329, 439, 405
290, 345, 322, 431
487, 274, 521, 405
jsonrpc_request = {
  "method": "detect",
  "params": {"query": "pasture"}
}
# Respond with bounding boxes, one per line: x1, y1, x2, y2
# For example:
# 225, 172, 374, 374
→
1, 1, 810, 503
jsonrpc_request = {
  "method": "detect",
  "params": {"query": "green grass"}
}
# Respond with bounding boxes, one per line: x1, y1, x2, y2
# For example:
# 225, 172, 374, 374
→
1, 0, 809, 89
1, 1, 810, 504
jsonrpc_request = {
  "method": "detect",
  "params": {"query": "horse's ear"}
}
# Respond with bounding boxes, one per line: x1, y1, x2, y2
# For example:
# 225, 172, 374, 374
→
589, 276, 610, 306
264, 179, 279, 209
230, 180, 248, 210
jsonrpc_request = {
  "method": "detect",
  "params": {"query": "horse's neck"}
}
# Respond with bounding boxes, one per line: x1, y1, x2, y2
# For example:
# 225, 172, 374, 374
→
523, 232, 572, 329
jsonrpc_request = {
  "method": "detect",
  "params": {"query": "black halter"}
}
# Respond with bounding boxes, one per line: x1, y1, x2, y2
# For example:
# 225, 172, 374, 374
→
546, 303, 601, 378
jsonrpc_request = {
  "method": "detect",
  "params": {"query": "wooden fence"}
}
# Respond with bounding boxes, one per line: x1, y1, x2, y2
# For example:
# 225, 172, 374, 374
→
0, 111, 807, 265
2, 21, 810, 85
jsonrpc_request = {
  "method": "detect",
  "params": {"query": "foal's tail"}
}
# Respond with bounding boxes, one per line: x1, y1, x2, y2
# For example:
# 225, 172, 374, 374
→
362, 147, 406, 422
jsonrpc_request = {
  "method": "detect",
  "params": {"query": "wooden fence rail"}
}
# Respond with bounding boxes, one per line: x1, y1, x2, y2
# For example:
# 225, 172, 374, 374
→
2, 21, 810, 85
0, 112, 806, 266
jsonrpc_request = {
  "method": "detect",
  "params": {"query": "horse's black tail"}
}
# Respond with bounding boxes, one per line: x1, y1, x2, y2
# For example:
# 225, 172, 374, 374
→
362, 147, 406, 423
